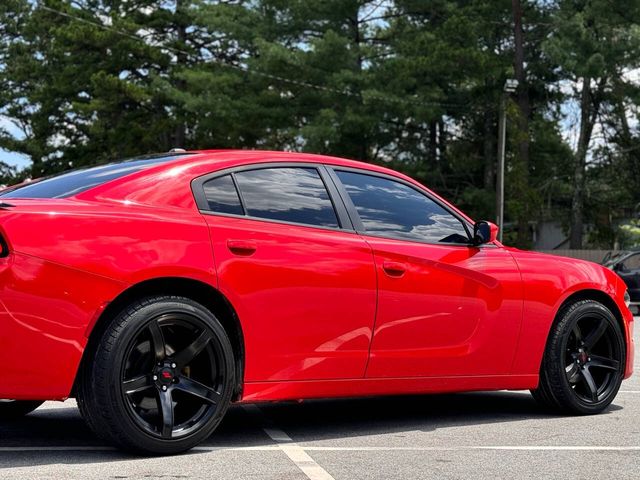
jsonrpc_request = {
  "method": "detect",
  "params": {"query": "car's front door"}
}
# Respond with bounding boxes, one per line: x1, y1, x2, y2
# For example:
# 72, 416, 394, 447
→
329, 168, 523, 378
193, 164, 377, 382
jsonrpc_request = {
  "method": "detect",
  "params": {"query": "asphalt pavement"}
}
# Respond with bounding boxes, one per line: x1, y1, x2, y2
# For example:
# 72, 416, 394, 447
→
1, 317, 639, 479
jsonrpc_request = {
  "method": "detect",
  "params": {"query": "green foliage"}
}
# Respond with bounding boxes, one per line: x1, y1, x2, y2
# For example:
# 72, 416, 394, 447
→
0, 0, 638, 249
619, 220, 640, 249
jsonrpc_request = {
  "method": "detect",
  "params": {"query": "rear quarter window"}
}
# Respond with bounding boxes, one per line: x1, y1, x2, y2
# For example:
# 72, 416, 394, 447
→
203, 174, 244, 215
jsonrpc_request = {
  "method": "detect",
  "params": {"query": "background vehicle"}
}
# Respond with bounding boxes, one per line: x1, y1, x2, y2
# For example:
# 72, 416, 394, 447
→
604, 249, 640, 314
0, 150, 634, 455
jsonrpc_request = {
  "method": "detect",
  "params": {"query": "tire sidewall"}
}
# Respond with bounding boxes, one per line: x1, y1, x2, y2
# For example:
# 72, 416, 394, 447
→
551, 302, 625, 414
93, 297, 235, 454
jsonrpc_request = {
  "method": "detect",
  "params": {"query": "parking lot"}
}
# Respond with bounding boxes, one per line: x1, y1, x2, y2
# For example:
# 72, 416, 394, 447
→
1, 317, 638, 480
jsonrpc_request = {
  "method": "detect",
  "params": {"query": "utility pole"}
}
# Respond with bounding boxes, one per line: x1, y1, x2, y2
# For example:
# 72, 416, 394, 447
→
496, 79, 518, 242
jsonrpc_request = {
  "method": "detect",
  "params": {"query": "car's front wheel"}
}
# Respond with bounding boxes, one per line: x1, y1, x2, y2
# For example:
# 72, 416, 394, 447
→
532, 299, 625, 414
77, 295, 235, 455
0, 400, 43, 419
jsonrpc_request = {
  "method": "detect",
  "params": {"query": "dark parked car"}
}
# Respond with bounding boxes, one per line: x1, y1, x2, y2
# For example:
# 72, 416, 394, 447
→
606, 249, 640, 313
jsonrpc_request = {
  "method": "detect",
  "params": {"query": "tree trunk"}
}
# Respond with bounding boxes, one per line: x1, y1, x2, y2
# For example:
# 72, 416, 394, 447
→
569, 77, 596, 249
512, 0, 531, 248
613, 83, 640, 201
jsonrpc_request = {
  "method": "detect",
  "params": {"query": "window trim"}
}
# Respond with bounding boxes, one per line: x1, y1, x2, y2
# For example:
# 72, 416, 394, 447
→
191, 162, 354, 232
326, 166, 476, 247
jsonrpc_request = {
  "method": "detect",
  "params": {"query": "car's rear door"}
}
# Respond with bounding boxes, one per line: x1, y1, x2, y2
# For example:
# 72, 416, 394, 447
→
328, 167, 523, 378
192, 164, 377, 382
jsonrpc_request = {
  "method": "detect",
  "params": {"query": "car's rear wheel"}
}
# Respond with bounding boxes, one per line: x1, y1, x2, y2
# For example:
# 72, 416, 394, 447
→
531, 299, 625, 414
77, 296, 235, 455
0, 400, 43, 419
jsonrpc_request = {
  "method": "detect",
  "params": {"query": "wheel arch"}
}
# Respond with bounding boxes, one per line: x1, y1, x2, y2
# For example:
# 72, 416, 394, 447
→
75, 276, 245, 400
530, 287, 628, 413
557, 288, 624, 330
554, 288, 631, 378
516, 287, 624, 379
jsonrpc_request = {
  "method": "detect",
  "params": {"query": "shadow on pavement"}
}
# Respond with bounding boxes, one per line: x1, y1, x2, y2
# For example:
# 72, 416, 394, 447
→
243, 390, 622, 442
0, 390, 623, 469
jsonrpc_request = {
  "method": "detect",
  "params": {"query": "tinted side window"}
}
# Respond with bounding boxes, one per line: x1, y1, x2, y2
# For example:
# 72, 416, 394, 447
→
336, 171, 469, 243
203, 174, 244, 215
234, 167, 339, 228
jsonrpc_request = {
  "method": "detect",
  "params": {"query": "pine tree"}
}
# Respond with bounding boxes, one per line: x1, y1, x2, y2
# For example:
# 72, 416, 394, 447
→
544, 0, 640, 248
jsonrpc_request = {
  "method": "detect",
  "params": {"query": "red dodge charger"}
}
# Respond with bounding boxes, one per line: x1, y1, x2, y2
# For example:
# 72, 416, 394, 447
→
0, 150, 634, 454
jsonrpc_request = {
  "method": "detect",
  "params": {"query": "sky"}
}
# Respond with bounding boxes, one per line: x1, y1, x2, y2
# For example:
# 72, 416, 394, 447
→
0, 116, 30, 170
1, 150, 30, 170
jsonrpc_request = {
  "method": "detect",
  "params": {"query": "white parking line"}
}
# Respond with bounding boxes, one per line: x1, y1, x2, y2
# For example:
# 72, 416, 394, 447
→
298, 446, 640, 452
242, 405, 336, 480
195, 445, 640, 453
1, 445, 639, 453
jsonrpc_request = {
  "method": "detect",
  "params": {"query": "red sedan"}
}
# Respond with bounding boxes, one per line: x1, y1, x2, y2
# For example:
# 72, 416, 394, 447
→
0, 150, 634, 454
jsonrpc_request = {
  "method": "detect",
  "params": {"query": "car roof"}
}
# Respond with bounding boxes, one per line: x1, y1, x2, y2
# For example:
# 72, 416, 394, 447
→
69, 149, 474, 224
85, 148, 425, 194
183, 149, 396, 170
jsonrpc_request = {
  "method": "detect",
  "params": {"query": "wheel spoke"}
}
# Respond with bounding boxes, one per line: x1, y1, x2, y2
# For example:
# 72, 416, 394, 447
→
123, 375, 152, 395
174, 376, 221, 405
148, 321, 166, 362
583, 318, 608, 350
157, 389, 174, 438
587, 354, 620, 371
579, 368, 599, 402
121, 311, 228, 443
565, 363, 581, 384
173, 330, 212, 368
572, 323, 583, 344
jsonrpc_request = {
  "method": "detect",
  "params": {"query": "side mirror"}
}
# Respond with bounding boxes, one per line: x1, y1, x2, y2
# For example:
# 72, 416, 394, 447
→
473, 221, 499, 245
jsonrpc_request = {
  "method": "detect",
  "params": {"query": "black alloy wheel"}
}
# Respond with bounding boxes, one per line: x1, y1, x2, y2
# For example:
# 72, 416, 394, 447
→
121, 313, 225, 440
563, 313, 623, 403
532, 299, 625, 414
77, 296, 235, 454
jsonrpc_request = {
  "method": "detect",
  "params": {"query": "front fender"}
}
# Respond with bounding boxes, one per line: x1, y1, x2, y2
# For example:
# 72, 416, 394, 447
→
507, 250, 633, 379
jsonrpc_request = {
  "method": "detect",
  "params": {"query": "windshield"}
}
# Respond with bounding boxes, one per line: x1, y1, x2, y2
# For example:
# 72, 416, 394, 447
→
603, 250, 640, 267
0, 153, 191, 199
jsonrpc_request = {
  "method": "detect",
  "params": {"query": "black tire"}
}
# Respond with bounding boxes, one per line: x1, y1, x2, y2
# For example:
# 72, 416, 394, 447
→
0, 400, 44, 419
77, 295, 235, 455
531, 299, 625, 415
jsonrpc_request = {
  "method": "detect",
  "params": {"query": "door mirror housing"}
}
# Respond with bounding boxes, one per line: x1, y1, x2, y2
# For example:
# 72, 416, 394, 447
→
473, 221, 499, 245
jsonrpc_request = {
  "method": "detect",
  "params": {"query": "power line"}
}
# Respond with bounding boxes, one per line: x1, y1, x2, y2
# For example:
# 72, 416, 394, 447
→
39, 4, 472, 111
360, 0, 389, 23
